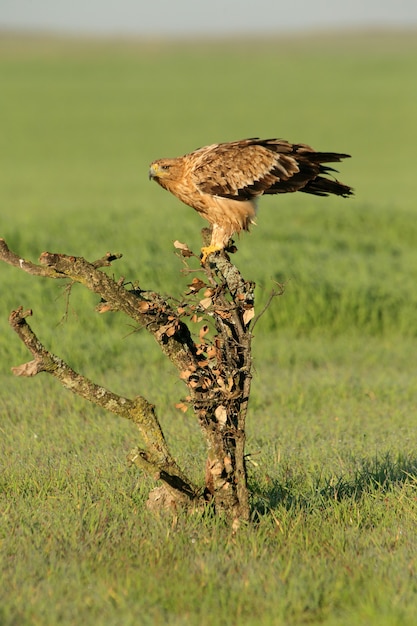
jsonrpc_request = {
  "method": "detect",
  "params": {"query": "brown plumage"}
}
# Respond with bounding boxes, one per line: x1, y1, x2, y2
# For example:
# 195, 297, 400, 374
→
149, 138, 353, 263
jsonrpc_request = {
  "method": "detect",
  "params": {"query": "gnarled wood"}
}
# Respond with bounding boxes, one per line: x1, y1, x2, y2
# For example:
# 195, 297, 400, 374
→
1, 236, 258, 525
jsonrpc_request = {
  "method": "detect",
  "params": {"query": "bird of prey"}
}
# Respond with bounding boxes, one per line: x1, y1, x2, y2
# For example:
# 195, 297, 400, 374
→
149, 138, 353, 263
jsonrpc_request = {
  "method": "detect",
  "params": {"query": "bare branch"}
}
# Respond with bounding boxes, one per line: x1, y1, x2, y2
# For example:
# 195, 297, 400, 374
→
91, 252, 123, 268
0, 238, 66, 279
0, 239, 206, 378
251, 282, 285, 330
9, 306, 199, 503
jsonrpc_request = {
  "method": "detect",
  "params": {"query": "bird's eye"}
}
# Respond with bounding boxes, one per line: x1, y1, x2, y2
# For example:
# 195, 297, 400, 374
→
161, 165, 169, 171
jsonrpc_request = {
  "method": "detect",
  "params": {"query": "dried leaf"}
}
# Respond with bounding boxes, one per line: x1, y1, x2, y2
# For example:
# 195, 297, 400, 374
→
173, 240, 188, 250
96, 302, 114, 313
187, 277, 206, 294
225, 242, 237, 254
214, 309, 231, 320
199, 297, 212, 310
206, 345, 217, 359
215, 405, 227, 426
175, 402, 189, 413
137, 300, 150, 313
179, 368, 195, 380
243, 307, 255, 325
173, 240, 193, 257
165, 323, 177, 337
12, 359, 42, 377
216, 377, 226, 391
156, 322, 177, 340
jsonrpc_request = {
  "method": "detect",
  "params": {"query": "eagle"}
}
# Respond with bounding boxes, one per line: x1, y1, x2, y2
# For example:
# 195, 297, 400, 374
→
149, 138, 353, 263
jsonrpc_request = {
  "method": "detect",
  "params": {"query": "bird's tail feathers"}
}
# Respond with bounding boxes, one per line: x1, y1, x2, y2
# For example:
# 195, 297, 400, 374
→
299, 150, 351, 164
300, 175, 353, 198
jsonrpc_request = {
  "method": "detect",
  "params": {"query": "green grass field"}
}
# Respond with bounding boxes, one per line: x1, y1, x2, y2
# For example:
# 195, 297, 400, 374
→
1, 30, 417, 625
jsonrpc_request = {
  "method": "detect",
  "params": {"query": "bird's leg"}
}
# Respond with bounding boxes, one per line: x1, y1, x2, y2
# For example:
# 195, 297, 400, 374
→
200, 243, 223, 265
200, 224, 229, 265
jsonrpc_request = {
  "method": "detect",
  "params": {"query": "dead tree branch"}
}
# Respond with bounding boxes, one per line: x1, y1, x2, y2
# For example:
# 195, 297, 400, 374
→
0, 239, 204, 376
1, 235, 266, 524
9, 306, 198, 507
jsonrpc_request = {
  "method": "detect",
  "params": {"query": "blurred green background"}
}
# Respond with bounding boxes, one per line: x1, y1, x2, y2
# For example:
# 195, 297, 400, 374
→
2, 31, 417, 626
1, 32, 417, 368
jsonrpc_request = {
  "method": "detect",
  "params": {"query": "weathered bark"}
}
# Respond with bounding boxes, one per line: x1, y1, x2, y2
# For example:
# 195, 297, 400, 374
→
9, 306, 198, 508
0, 236, 256, 524
189, 244, 254, 523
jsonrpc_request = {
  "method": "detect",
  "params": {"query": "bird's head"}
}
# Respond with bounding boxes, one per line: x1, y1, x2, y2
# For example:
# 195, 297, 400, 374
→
149, 159, 175, 181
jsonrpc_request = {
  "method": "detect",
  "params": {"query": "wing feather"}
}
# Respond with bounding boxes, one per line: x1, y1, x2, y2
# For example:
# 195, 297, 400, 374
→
187, 138, 351, 200
190, 139, 297, 199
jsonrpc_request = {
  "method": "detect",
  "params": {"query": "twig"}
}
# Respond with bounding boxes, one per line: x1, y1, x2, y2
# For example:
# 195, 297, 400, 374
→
251, 282, 285, 330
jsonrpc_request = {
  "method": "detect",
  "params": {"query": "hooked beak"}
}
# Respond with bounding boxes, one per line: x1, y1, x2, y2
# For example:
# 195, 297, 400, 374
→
148, 163, 159, 180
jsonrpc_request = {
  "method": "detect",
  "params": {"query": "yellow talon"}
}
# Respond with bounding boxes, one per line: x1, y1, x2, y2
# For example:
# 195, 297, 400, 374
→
200, 244, 223, 265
